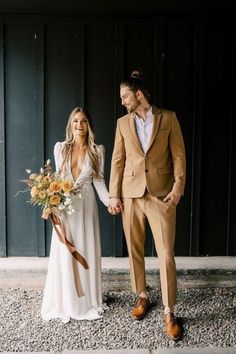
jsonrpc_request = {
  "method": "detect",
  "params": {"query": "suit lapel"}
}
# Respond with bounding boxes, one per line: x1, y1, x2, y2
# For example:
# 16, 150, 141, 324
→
128, 113, 144, 154
146, 106, 163, 154
128, 106, 163, 154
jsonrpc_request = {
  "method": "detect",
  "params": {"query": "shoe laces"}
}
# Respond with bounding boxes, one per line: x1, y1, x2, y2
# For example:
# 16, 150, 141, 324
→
165, 312, 177, 325
136, 296, 148, 308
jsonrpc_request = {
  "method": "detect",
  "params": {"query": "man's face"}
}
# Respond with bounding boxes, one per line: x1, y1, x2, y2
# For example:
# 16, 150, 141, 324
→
120, 86, 140, 113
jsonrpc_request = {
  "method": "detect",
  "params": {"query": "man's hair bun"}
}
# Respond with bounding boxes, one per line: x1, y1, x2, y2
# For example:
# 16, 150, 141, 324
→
130, 69, 143, 80
120, 68, 152, 104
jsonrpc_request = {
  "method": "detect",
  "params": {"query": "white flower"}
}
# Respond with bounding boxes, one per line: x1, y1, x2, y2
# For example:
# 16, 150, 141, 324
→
40, 167, 44, 173
58, 204, 65, 211
46, 159, 51, 165
67, 207, 75, 215
64, 197, 72, 206
26, 169, 31, 174
68, 204, 73, 210
78, 193, 82, 198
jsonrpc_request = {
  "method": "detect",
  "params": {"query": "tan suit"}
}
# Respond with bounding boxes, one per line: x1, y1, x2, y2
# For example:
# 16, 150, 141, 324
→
109, 106, 186, 307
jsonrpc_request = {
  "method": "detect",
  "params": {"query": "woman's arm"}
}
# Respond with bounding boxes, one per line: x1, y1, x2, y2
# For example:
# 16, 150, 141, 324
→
93, 145, 109, 207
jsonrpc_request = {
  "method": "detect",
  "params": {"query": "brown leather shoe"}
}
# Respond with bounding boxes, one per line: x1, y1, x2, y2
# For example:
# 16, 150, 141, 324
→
164, 313, 182, 341
131, 297, 151, 320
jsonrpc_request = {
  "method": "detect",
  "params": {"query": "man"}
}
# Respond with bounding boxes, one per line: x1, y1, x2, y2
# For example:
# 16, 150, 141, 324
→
108, 70, 186, 341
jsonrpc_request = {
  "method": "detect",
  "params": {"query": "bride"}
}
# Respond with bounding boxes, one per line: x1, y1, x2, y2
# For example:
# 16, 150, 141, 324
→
41, 107, 109, 323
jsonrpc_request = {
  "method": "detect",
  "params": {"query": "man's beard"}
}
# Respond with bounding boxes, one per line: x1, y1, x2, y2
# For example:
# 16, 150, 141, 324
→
126, 101, 139, 113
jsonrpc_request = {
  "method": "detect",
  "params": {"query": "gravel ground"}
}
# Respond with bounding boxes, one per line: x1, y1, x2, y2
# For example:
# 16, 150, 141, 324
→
0, 287, 235, 351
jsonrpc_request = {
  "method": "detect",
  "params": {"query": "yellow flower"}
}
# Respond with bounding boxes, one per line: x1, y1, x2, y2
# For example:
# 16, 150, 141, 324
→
35, 175, 43, 182
61, 180, 73, 193
49, 194, 61, 206
49, 181, 62, 193
42, 177, 51, 188
38, 190, 46, 199
31, 186, 39, 198
47, 188, 55, 196
29, 173, 37, 180
44, 176, 52, 182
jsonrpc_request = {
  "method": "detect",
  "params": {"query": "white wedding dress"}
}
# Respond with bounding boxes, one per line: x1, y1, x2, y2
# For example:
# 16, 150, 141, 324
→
41, 142, 109, 322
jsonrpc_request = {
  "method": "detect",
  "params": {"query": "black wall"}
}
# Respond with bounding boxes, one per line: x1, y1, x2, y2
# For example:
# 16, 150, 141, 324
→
0, 15, 235, 257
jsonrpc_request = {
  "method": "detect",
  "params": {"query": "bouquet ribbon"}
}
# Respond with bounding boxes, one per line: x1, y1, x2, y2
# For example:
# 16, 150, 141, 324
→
49, 214, 89, 270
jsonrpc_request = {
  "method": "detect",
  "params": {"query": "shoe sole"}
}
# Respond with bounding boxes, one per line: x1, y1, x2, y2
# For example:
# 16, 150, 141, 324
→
131, 314, 146, 321
166, 334, 181, 341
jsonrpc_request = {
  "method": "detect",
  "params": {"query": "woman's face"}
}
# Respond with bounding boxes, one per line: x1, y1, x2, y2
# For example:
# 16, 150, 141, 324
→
71, 112, 89, 138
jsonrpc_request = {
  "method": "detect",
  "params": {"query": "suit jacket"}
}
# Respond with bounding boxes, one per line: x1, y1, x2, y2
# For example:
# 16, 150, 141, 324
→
109, 105, 186, 198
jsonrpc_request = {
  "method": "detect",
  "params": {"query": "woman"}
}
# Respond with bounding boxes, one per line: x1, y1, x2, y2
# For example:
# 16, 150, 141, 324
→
41, 107, 109, 323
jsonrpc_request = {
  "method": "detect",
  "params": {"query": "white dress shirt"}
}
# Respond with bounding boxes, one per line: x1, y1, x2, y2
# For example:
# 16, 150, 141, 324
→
134, 107, 153, 153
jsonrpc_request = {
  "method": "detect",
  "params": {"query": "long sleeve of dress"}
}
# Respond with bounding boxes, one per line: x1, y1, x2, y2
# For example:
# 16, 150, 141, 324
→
54, 142, 62, 171
93, 145, 109, 207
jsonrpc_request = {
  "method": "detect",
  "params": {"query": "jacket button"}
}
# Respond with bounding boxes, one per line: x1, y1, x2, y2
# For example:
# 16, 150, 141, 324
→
145, 169, 148, 172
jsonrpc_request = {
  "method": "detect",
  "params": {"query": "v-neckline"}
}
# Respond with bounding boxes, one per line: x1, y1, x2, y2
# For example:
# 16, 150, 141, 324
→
70, 150, 88, 183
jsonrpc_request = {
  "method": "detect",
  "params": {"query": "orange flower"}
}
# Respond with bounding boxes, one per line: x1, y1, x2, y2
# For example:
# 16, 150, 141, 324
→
49, 181, 62, 193
31, 186, 39, 198
49, 194, 61, 206
61, 180, 73, 193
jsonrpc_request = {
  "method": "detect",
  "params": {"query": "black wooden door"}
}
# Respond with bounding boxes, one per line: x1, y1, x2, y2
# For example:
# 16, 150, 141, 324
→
0, 16, 235, 256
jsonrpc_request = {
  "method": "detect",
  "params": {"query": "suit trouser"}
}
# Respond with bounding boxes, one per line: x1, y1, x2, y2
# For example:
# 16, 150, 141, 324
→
122, 193, 177, 308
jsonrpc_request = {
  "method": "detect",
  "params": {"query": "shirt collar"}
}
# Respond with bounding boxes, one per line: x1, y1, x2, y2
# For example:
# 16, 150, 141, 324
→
134, 106, 153, 123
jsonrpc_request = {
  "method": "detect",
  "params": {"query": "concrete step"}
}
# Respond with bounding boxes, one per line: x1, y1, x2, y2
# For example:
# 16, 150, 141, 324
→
1, 348, 236, 353
0, 257, 236, 289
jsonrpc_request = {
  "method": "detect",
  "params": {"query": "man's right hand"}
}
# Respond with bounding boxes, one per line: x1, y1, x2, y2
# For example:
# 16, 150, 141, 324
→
108, 197, 124, 215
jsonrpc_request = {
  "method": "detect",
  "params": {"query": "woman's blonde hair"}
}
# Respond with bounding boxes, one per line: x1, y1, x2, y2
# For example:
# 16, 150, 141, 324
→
60, 107, 103, 179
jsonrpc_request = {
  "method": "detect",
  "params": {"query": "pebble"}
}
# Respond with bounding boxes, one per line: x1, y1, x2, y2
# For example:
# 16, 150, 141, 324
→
0, 287, 235, 351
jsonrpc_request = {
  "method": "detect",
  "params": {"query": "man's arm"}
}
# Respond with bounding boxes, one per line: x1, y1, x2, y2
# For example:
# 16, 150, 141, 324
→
108, 120, 125, 214
109, 120, 126, 198
168, 112, 186, 202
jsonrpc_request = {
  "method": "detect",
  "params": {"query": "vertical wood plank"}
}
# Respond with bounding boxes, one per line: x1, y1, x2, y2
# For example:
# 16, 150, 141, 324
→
154, 19, 164, 106
74, 24, 85, 107
228, 28, 236, 256
189, 23, 204, 256
5, 23, 39, 255
34, 23, 46, 256
0, 23, 6, 256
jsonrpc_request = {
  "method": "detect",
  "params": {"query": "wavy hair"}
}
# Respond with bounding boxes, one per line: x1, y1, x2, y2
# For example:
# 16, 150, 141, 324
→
60, 107, 103, 179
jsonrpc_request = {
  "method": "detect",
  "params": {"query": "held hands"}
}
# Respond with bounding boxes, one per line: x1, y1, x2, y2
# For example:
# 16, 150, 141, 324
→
163, 191, 181, 206
108, 197, 124, 215
107, 192, 181, 215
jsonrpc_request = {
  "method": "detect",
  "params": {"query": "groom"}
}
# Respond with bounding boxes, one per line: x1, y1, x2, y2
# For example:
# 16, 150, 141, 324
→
108, 70, 186, 341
